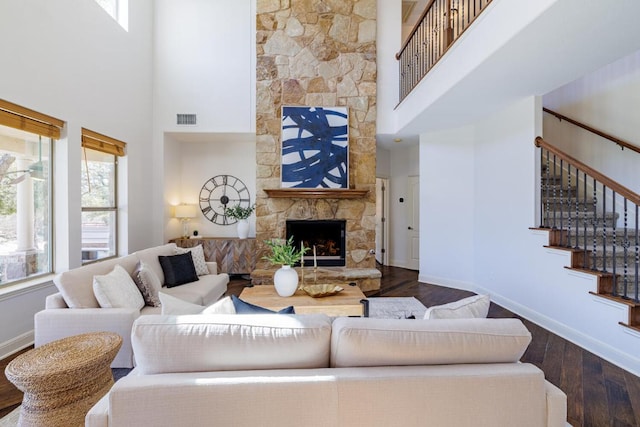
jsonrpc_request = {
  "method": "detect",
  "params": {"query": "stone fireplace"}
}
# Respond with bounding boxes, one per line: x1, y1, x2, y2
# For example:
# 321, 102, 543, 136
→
286, 219, 346, 267
253, 0, 379, 291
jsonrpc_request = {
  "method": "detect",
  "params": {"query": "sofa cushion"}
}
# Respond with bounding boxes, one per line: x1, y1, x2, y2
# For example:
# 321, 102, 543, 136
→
131, 314, 333, 374
132, 261, 162, 307
231, 295, 295, 314
161, 273, 229, 305
159, 252, 199, 287
175, 244, 209, 276
93, 265, 145, 310
158, 292, 236, 315
423, 294, 490, 319
134, 243, 177, 285
54, 254, 139, 308
330, 317, 531, 368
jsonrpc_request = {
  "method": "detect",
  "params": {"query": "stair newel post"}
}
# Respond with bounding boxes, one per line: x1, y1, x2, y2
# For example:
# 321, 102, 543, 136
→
592, 178, 598, 270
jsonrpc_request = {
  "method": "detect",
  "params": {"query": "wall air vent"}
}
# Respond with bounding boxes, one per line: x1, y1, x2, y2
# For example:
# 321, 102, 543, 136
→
177, 114, 197, 125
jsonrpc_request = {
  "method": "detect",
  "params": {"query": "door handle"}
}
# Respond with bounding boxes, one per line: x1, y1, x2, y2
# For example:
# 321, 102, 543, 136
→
408, 226, 413, 230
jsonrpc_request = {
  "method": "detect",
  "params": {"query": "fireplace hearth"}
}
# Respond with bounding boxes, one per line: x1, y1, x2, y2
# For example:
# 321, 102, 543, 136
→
286, 220, 346, 267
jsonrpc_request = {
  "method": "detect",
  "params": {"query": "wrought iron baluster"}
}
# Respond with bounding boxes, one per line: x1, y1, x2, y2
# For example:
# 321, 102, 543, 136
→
602, 185, 608, 273
611, 190, 616, 295
592, 178, 597, 270
559, 159, 564, 245
623, 198, 629, 299
545, 150, 551, 228
583, 172, 588, 268
567, 164, 572, 247
552, 154, 558, 229
574, 166, 579, 248
634, 205, 640, 302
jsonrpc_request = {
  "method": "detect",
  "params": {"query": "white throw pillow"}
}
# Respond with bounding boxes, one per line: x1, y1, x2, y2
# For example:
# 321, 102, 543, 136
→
159, 292, 235, 315
175, 245, 209, 276
423, 294, 490, 320
93, 265, 145, 310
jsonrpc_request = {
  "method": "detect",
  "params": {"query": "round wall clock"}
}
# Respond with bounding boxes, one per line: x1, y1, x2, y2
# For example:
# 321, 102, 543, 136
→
199, 174, 251, 225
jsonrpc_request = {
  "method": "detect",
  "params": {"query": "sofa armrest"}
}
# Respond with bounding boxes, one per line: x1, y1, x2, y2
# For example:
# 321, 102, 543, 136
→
545, 380, 567, 427
45, 292, 68, 309
85, 393, 109, 427
34, 308, 140, 368
206, 261, 218, 275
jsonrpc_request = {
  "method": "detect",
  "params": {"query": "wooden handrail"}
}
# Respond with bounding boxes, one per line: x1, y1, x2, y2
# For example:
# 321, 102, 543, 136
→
396, 0, 438, 60
543, 107, 640, 155
535, 136, 640, 206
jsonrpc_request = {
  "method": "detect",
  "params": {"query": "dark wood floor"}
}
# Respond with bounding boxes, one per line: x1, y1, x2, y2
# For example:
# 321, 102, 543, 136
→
2, 265, 640, 425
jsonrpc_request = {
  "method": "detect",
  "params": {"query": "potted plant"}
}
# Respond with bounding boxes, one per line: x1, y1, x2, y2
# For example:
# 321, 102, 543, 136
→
225, 204, 255, 239
263, 236, 308, 297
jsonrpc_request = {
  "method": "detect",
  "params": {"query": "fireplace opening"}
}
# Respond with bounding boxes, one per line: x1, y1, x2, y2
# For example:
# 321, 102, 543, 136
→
286, 220, 346, 267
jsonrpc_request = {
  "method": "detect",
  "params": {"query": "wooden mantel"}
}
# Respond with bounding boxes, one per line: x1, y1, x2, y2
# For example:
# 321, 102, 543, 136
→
264, 188, 369, 199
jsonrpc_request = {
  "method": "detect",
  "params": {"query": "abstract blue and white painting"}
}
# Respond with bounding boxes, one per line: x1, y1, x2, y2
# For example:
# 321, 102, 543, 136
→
281, 106, 348, 189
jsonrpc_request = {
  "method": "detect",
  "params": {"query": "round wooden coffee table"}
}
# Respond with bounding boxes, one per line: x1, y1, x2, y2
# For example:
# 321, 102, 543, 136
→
5, 332, 122, 427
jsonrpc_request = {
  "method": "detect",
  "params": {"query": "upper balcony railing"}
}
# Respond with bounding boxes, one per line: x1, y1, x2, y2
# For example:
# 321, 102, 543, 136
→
396, 0, 493, 102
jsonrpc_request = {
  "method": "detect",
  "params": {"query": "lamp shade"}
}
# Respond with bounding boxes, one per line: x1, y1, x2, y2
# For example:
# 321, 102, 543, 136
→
175, 204, 197, 219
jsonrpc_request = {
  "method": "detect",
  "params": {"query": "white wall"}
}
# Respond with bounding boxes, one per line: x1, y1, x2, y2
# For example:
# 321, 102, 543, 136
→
0, 0, 154, 356
420, 96, 640, 376
375, 0, 401, 136
419, 125, 475, 288
543, 49, 640, 194
152, 0, 257, 244
163, 135, 257, 241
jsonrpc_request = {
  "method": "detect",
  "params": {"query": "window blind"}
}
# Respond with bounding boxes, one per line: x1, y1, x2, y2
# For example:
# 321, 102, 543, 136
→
81, 128, 126, 157
0, 99, 64, 139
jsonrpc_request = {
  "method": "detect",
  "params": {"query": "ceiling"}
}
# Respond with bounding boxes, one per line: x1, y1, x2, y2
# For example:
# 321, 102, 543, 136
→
378, 0, 640, 150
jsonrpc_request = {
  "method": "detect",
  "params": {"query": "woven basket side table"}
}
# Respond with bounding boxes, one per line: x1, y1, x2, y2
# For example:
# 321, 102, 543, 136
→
5, 332, 122, 427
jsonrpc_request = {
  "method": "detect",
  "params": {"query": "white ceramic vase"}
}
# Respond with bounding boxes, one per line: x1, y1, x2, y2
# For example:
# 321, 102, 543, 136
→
273, 265, 299, 297
237, 219, 249, 239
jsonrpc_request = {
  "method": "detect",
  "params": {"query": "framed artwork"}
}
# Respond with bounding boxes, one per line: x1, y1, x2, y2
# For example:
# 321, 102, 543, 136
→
281, 106, 349, 188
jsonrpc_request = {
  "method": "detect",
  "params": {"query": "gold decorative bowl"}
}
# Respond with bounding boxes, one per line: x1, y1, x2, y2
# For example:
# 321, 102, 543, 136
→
301, 284, 344, 298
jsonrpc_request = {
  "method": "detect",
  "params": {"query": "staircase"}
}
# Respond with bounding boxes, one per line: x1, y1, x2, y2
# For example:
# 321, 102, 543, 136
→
535, 135, 640, 333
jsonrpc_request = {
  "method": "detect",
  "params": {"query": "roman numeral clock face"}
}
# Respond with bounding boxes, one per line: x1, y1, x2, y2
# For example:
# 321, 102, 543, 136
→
199, 175, 250, 225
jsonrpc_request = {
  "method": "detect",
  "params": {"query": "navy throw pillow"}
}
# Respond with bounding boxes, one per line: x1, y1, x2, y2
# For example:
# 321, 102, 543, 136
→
158, 252, 199, 288
231, 295, 295, 314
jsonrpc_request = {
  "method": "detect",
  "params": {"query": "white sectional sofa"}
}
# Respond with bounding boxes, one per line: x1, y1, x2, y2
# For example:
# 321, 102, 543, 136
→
34, 243, 229, 368
86, 314, 567, 427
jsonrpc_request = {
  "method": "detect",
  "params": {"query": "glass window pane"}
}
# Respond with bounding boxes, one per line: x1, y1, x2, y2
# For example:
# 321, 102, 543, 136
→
81, 210, 116, 263
0, 125, 52, 286
81, 149, 116, 208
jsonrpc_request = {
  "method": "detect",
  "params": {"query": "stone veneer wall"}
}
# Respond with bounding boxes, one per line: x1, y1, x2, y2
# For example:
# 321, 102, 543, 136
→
255, 0, 377, 269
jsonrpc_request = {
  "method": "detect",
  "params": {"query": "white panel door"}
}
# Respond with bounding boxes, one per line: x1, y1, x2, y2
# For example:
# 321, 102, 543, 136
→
407, 176, 419, 270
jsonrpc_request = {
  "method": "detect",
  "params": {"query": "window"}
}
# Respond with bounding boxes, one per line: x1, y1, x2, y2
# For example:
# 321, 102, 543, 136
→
0, 100, 62, 287
94, 0, 129, 31
81, 128, 125, 264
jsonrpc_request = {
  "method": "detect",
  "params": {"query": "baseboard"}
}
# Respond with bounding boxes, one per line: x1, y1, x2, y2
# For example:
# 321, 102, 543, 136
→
418, 274, 476, 293
474, 283, 640, 378
0, 331, 33, 360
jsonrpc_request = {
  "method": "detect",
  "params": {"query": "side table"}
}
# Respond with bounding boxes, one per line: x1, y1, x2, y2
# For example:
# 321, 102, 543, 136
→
5, 332, 122, 427
171, 237, 256, 274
